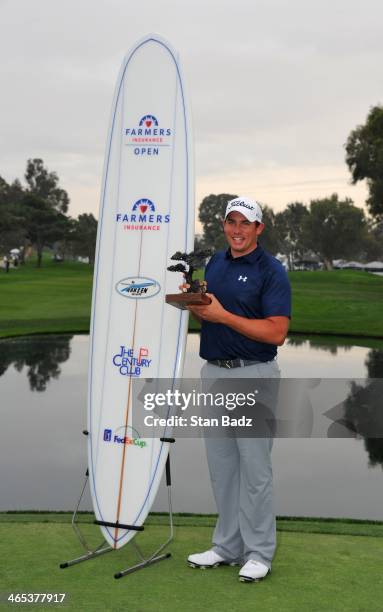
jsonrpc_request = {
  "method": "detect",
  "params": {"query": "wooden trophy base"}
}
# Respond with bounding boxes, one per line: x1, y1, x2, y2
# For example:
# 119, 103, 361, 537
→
165, 292, 212, 311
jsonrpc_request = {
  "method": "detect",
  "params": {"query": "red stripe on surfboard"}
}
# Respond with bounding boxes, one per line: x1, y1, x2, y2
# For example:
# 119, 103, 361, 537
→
113, 229, 145, 546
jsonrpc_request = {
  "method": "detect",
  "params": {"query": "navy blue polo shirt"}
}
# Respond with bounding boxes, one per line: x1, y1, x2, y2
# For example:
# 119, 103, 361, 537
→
200, 245, 291, 362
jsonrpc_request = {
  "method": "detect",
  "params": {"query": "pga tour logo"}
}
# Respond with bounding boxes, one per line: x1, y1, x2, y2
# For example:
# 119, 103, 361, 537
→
124, 114, 172, 156
116, 277, 161, 299
112, 346, 151, 377
116, 198, 170, 232
103, 426, 146, 448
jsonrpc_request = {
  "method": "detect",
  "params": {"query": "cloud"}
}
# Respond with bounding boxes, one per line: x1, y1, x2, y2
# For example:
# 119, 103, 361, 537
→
0, 0, 382, 218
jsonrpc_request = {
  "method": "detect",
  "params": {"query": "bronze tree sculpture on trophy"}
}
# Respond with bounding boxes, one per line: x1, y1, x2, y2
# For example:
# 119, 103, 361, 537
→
165, 250, 212, 310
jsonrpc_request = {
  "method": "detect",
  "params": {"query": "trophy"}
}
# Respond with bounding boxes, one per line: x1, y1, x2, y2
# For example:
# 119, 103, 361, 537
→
165, 250, 212, 310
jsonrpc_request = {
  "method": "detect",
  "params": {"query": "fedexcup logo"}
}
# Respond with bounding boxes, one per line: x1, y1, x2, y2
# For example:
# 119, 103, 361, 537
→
124, 114, 172, 156
103, 426, 147, 449
115, 277, 161, 299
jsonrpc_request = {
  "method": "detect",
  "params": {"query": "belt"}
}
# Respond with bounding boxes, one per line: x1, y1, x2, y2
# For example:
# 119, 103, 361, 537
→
208, 358, 263, 369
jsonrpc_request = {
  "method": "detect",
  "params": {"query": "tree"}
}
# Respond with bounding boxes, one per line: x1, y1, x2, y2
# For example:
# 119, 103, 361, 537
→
70, 213, 98, 264
23, 195, 69, 267
22, 159, 70, 266
275, 202, 310, 270
198, 193, 237, 251
302, 194, 367, 270
345, 105, 383, 219
0, 176, 27, 256
0, 175, 8, 202
7, 178, 25, 206
1, 161, 73, 266
25, 158, 69, 213
257, 205, 281, 255
359, 219, 383, 261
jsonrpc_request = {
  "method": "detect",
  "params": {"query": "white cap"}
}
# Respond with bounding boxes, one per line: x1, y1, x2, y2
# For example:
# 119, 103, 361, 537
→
225, 197, 263, 223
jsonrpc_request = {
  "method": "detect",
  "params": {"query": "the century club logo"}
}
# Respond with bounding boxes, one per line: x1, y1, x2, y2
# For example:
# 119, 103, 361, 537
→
116, 198, 170, 231
124, 114, 172, 156
112, 346, 151, 377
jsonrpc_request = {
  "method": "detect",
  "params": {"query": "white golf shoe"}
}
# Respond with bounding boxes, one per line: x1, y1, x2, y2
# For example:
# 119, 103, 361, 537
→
238, 559, 270, 582
187, 549, 237, 569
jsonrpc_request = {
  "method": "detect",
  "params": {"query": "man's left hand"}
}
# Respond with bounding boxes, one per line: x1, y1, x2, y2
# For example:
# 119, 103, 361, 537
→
187, 293, 227, 324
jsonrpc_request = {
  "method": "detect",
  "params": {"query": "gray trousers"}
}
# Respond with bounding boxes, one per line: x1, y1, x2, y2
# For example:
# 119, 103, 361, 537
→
201, 360, 281, 569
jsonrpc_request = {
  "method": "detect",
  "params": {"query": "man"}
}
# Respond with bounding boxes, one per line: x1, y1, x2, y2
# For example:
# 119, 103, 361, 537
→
187, 196, 291, 582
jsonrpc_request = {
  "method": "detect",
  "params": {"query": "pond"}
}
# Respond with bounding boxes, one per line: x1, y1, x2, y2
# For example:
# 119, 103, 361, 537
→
0, 333, 382, 519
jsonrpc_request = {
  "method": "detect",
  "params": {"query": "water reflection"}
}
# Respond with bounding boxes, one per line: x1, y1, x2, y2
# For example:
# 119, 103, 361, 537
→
0, 335, 72, 391
1, 334, 383, 386
344, 350, 383, 468
286, 334, 378, 356
0, 333, 383, 516
322, 348, 383, 468
287, 334, 353, 355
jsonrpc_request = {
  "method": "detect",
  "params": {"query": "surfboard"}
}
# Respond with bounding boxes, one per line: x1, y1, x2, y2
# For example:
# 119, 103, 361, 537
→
87, 34, 194, 550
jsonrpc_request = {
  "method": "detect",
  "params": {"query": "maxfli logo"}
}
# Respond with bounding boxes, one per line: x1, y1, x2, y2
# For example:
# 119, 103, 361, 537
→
124, 114, 172, 156
116, 198, 170, 231
115, 277, 161, 299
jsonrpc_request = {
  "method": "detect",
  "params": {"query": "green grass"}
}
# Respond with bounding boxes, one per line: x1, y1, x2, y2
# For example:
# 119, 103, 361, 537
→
1, 514, 383, 611
288, 270, 383, 337
189, 269, 383, 338
1, 263, 383, 339
0, 260, 93, 338
3, 512, 383, 537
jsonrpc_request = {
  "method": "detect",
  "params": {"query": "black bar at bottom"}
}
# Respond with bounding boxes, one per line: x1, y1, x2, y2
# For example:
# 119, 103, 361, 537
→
94, 520, 144, 531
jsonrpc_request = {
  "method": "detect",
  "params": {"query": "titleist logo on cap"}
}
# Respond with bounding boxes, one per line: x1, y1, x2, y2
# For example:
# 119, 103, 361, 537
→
228, 200, 255, 211
225, 196, 263, 223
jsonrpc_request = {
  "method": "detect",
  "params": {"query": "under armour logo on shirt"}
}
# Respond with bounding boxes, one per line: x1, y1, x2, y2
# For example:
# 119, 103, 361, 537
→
238, 275, 247, 282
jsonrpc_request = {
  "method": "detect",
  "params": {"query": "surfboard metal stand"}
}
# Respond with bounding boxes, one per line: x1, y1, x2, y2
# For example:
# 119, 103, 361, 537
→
59, 468, 113, 569
60, 438, 175, 578
114, 439, 175, 579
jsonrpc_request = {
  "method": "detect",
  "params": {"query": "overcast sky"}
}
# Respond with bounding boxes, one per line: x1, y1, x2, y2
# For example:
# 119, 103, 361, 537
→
1, 0, 382, 227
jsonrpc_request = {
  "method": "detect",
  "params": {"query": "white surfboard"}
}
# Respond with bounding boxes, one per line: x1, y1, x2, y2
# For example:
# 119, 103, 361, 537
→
87, 34, 194, 549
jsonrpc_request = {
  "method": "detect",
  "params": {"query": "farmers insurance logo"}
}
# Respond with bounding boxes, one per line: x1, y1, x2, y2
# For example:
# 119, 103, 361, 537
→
116, 198, 170, 232
124, 114, 172, 156
103, 426, 147, 448
116, 277, 161, 299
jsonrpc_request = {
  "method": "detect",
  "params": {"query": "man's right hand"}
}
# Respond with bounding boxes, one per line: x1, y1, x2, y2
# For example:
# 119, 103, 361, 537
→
177, 283, 203, 322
